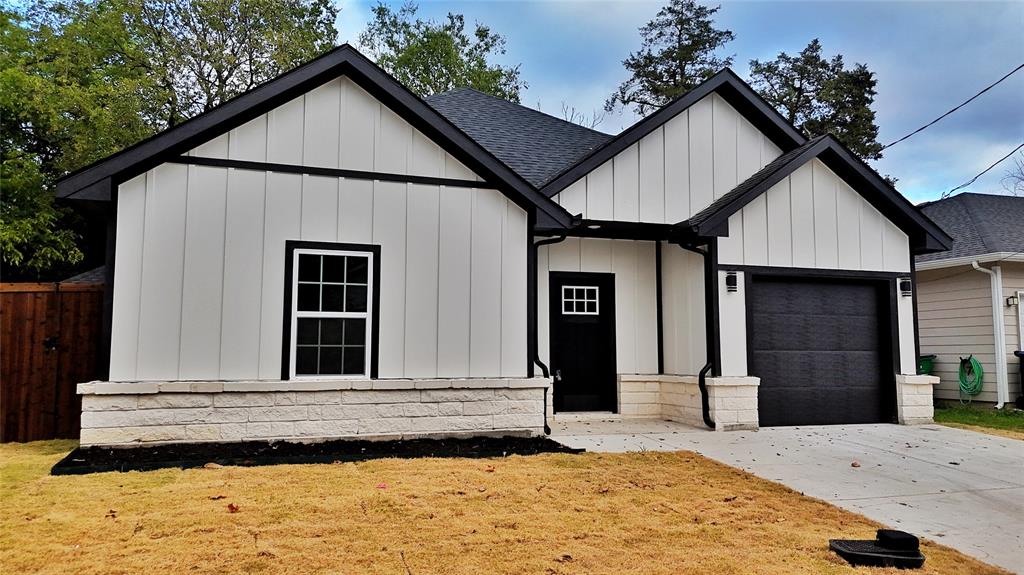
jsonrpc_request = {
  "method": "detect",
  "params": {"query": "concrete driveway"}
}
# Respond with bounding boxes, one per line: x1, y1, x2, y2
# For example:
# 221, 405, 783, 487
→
550, 420, 1024, 573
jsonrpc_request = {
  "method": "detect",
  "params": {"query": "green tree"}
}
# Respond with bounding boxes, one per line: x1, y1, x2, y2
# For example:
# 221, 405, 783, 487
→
359, 2, 526, 102
606, 0, 734, 116
1, 0, 338, 279
749, 39, 883, 160
127, 0, 338, 126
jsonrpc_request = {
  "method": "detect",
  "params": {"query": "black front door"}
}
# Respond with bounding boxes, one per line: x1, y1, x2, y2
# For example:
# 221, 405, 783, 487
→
549, 272, 617, 412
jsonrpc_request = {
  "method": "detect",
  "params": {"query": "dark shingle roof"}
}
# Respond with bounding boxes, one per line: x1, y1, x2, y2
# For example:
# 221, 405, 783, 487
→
425, 88, 612, 188
916, 193, 1024, 263
62, 266, 106, 284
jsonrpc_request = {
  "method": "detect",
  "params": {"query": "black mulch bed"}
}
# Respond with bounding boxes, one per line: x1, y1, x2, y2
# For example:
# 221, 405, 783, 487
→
51, 436, 582, 475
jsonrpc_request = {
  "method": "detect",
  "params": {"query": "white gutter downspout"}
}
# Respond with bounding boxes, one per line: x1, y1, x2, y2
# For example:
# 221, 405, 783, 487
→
972, 261, 1009, 408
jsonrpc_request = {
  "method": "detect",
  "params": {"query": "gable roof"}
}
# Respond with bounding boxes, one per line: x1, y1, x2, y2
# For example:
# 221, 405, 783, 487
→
686, 134, 953, 254
54, 44, 574, 228
425, 88, 612, 188
916, 193, 1024, 264
538, 68, 809, 198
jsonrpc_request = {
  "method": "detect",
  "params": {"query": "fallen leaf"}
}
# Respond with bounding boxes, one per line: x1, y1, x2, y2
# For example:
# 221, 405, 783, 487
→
376, 483, 388, 489
227, 503, 240, 513
555, 554, 573, 563
105, 509, 117, 519
209, 495, 226, 500
598, 487, 609, 494
256, 550, 276, 558
723, 496, 737, 502
203, 462, 223, 469
484, 465, 495, 473
851, 461, 861, 468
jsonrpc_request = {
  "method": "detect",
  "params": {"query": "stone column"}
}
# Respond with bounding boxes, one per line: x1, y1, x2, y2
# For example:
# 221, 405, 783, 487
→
895, 374, 939, 424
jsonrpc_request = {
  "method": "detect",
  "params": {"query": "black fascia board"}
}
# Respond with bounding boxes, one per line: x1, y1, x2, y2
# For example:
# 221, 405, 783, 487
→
55, 44, 574, 228
534, 218, 700, 243
538, 68, 808, 199
688, 135, 953, 254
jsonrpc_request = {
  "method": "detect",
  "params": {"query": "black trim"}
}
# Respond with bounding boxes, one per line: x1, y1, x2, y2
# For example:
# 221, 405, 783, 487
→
688, 135, 953, 254
534, 218, 699, 242
718, 264, 905, 280
99, 180, 115, 380
170, 156, 493, 189
707, 239, 722, 376
55, 44, 573, 228
531, 233, 569, 381
539, 69, 807, 198
655, 242, 664, 375
280, 241, 382, 380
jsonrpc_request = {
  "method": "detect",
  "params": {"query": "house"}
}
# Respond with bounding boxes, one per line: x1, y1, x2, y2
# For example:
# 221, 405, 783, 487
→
916, 193, 1024, 407
56, 45, 951, 447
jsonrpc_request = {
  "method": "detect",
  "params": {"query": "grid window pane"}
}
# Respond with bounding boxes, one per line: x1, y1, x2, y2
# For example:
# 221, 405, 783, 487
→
561, 285, 599, 315
318, 347, 343, 374
298, 254, 320, 282
322, 255, 346, 283
322, 284, 344, 312
346, 257, 368, 284
297, 318, 319, 345
586, 301, 597, 313
297, 284, 320, 311
296, 346, 318, 375
343, 347, 366, 375
345, 285, 368, 312
343, 318, 366, 345
320, 319, 344, 345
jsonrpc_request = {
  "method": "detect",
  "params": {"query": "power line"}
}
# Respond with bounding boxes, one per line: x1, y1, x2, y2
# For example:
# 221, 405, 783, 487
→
942, 142, 1024, 198
881, 62, 1024, 150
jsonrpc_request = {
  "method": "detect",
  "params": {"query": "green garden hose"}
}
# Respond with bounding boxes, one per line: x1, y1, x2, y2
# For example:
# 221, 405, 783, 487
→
958, 355, 984, 402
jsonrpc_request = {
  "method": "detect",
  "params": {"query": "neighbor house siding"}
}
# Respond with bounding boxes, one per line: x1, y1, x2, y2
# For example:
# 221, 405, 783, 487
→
551, 93, 782, 223
537, 238, 658, 375
108, 75, 528, 382
918, 262, 1024, 403
660, 243, 706, 376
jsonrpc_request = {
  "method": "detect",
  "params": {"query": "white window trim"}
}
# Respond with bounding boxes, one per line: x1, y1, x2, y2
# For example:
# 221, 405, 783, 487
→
289, 248, 374, 380
561, 284, 600, 316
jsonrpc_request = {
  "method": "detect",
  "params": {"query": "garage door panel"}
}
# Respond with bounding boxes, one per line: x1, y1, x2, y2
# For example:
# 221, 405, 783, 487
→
749, 277, 894, 427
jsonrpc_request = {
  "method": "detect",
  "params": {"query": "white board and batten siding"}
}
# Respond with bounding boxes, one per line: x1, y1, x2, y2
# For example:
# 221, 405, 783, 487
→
537, 239, 659, 376
714, 158, 916, 377
109, 75, 528, 382
660, 244, 706, 376
552, 93, 783, 223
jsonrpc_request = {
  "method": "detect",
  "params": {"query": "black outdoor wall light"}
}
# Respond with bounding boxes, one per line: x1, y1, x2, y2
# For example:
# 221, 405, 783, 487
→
725, 271, 739, 293
899, 277, 913, 297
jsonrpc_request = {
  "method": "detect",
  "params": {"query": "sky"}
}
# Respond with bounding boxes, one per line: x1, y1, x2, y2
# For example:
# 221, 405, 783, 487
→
336, 1, 1024, 203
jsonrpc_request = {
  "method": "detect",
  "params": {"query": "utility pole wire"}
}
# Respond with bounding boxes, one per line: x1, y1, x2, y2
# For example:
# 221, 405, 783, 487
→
881, 62, 1024, 150
943, 142, 1024, 198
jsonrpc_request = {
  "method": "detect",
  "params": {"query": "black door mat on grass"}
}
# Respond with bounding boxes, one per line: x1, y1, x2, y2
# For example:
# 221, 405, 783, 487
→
51, 436, 583, 475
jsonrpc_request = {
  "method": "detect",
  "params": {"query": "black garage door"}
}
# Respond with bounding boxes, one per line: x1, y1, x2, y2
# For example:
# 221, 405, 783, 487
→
748, 277, 896, 427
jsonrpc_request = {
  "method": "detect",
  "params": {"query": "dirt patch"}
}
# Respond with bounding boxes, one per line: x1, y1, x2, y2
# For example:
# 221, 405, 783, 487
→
52, 435, 581, 475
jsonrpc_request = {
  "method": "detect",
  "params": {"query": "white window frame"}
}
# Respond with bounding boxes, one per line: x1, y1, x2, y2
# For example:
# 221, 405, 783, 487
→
561, 284, 600, 316
289, 248, 374, 380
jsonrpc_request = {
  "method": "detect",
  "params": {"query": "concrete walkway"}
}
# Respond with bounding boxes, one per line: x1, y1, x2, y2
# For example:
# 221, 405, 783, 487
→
550, 419, 1024, 573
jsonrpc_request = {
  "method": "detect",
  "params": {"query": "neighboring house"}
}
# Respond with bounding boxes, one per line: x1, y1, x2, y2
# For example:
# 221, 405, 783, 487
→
916, 193, 1024, 407
56, 45, 951, 447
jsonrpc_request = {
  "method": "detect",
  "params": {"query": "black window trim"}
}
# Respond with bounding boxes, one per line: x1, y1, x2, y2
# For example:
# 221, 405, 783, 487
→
281, 240, 381, 380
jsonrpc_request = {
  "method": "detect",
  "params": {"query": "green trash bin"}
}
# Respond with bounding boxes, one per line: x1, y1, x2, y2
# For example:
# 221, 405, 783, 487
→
917, 354, 937, 376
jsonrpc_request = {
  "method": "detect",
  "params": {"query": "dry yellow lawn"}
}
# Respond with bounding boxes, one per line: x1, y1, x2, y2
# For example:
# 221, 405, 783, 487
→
938, 422, 1024, 441
0, 440, 1009, 575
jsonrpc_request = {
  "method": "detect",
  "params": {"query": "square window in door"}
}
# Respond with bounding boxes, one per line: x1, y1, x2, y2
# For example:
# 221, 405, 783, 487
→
561, 285, 599, 315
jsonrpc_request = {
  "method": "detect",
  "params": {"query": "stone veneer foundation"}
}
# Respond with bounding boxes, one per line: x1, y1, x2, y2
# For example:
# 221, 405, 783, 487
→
895, 374, 939, 424
78, 378, 551, 447
606, 374, 759, 431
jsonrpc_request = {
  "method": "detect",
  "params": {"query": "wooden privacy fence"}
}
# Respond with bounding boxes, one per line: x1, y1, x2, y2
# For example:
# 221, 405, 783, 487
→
1, 282, 104, 442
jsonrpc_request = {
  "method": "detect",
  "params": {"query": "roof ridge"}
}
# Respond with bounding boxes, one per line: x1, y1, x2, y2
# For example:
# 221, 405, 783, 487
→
429, 86, 613, 138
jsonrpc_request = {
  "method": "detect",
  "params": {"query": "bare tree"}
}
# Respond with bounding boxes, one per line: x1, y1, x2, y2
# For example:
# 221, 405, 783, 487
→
560, 102, 606, 130
1002, 152, 1024, 196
